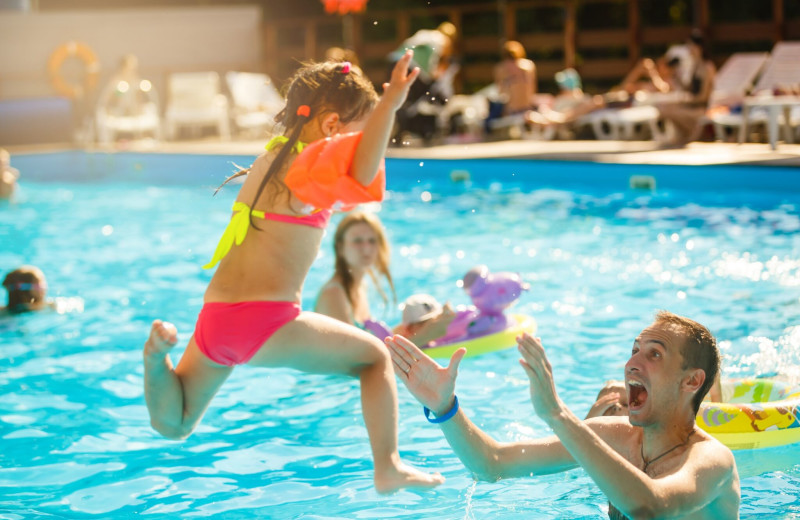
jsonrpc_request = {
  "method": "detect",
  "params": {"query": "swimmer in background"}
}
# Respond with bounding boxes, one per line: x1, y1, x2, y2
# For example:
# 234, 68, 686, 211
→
392, 294, 456, 347
315, 211, 395, 327
0, 149, 20, 200
1, 266, 83, 315
143, 52, 445, 492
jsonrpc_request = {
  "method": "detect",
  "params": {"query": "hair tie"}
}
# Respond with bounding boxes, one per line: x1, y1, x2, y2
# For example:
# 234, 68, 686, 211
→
296, 105, 311, 118
340, 62, 351, 74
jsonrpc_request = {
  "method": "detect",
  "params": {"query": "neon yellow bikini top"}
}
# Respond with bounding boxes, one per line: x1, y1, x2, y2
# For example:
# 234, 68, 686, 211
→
265, 135, 307, 154
203, 132, 385, 269
203, 136, 314, 270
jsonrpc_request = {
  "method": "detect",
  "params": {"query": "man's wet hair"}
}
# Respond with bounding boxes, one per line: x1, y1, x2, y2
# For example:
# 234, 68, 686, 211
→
654, 310, 719, 414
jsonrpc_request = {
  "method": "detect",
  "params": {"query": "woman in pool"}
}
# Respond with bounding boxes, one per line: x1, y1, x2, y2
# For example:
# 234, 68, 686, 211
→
315, 211, 395, 327
143, 52, 444, 492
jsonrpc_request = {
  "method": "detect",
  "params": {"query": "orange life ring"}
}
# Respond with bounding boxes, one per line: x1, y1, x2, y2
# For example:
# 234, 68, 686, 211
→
47, 41, 100, 99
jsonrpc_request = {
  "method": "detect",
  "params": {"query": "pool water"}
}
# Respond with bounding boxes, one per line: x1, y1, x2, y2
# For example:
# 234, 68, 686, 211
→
2, 151, 800, 519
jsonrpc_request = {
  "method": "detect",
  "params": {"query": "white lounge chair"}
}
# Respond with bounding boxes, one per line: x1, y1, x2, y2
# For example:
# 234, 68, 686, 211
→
225, 71, 284, 138
706, 52, 770, 141
581, 104, 665, 141
164, 71, 230, 140
724, 42, 800, 146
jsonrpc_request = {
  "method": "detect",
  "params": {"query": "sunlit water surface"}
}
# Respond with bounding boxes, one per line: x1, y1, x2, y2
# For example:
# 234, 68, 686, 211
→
2, 151, 800, 519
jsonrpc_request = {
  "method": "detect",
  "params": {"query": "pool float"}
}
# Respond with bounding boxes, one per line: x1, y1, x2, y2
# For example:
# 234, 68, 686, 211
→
366, 265, 537, 359
48, 41, 100, 99
698, 378, 800, 450
421, 312, 538, 359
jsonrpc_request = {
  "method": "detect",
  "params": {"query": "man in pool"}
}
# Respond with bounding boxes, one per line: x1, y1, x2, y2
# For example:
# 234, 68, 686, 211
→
386, 310, 740, 519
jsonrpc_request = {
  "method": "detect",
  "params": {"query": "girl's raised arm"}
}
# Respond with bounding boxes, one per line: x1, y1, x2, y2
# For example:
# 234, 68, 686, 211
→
350, 50, 420, 186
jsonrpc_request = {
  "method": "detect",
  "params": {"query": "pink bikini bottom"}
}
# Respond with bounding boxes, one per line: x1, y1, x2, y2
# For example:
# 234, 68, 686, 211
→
194, 301, 301, 366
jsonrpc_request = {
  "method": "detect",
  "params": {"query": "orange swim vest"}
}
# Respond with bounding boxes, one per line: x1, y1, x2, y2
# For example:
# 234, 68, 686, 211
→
283, 131, 385, 212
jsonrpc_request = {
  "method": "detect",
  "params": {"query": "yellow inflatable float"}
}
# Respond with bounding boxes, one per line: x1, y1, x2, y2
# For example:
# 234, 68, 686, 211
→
422, 313, 538, 359
698, 378, 800, 450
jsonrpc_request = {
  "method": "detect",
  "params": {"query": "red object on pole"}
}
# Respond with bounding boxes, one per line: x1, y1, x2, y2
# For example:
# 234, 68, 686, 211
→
322, 0, 368, 15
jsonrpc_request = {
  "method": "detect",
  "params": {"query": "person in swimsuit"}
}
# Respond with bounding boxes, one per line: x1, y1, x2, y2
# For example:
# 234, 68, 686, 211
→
143, 52, 445, 493
494, 40, 537, 115
315, 211, 395, 327
658, 29, 717, 145
387, 310, 740, 518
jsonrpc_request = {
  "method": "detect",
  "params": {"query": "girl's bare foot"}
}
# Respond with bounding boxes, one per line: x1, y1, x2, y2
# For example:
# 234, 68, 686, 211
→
374, 460, 445, 494
144, 319, 178, 360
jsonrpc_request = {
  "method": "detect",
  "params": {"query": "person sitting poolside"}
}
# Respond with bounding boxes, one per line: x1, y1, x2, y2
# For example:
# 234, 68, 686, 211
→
485, 40, 537, 132
0, 148, 20, 200
657, 29, 717, 145
392, 294, 456, 347
386, 310, 740, 519
615, 44, 690, 97
524, 58, 684, 131
524, 68, 598, 128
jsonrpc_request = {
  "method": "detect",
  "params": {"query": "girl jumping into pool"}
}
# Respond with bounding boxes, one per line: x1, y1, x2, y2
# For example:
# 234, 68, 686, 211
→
143, 51, 443, 492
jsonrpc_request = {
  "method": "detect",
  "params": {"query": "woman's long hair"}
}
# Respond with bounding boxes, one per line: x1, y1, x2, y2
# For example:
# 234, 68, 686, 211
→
333, 212, 395, 312
215, 60, 379, 230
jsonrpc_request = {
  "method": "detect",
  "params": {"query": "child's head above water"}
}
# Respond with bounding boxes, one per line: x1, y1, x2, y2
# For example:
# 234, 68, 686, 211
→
400, 294, 443, 332
2, 265, 48, 314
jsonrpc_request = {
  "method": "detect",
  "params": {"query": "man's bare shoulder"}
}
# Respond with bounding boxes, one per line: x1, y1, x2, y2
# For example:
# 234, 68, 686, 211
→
690, 429, 736, 469
679, 429, 740, 518
691, 427, 736, 465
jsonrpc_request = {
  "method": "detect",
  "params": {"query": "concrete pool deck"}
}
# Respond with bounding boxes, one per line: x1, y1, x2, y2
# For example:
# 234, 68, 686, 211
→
8, 138, 800, 167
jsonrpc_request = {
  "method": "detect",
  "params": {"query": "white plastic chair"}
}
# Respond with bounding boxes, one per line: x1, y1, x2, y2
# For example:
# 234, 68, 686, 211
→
164, 71, 230, 140
95, 79, 162, 143
225, 71, 284, 137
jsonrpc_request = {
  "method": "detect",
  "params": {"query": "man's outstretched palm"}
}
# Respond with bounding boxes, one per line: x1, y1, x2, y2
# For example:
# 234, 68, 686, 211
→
385, 334, 465, 415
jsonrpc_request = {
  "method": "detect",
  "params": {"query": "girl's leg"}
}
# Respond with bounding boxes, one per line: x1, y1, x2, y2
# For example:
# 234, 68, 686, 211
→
143, 319, 233, 440
248, 311, 444, 493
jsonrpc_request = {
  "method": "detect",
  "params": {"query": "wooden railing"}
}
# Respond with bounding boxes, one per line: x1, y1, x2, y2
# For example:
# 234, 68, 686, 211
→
263, 0, 798, 94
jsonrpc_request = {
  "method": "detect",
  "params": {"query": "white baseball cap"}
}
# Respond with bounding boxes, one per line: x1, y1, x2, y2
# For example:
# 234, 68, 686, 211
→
400, 294, 442, 325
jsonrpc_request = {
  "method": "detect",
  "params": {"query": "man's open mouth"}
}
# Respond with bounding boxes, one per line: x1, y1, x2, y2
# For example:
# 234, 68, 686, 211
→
627, 380, 648, 411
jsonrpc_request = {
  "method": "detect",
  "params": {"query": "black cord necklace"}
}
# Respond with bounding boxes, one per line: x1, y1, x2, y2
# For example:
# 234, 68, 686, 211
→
641, 429, 695, 474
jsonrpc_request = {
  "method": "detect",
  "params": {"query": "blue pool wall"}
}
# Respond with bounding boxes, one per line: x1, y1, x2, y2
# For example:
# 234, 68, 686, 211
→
10, 151, 800, 194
